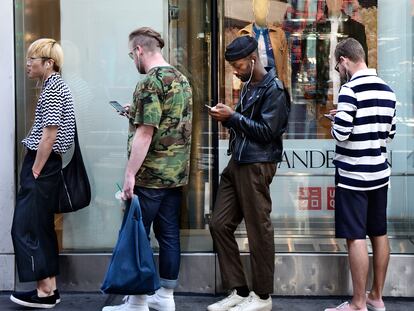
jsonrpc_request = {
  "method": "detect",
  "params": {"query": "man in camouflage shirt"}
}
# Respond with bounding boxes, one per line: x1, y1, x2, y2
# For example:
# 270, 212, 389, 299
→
127, 66, 192, 188
103, 27, 192, 311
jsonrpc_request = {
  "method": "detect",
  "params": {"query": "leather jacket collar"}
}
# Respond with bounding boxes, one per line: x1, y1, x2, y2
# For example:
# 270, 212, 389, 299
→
237, 67, 278, 113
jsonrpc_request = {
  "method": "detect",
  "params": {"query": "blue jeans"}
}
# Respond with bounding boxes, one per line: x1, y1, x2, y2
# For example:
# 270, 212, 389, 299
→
134, 186, 182, 289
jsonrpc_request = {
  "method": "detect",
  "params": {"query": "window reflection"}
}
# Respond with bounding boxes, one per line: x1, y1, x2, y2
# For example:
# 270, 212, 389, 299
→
14, 0, 414, 253
220, 0, 414, 246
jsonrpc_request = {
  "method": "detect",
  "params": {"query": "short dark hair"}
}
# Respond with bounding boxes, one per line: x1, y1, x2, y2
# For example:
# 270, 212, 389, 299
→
335, 38, 366, 63
129, 27, 165, 51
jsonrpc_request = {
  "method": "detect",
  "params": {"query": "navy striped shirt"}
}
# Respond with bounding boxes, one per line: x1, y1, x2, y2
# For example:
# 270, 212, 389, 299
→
22, 73, 76, 154
332, 69, 396, 191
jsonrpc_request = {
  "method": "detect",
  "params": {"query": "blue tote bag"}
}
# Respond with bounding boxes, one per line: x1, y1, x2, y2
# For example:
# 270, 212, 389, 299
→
101, 195, 160, 295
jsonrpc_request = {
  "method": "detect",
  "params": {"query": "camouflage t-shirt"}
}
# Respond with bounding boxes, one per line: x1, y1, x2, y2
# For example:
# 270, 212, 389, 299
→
128, 66, 193, 188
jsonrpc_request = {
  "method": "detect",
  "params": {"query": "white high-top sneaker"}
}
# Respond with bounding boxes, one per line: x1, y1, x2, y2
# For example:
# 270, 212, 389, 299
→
102, 295, 149, 311
228, 292, 272, 311
147, 287, 175, 311
207, 290, 246, 311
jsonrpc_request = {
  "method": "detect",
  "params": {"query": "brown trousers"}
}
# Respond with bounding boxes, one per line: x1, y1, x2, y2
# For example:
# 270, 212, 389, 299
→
210, 158, 276, 294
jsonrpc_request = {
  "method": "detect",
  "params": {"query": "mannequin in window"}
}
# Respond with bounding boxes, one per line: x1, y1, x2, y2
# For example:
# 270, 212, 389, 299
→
304, 0, 368, 106
239, 0, 289, 90
302, 0, 368, 138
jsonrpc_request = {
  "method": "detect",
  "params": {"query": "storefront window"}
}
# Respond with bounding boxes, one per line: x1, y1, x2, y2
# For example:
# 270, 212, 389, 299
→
220, 0, 413, 253
15, 0, 213, 252
14, 0, 414, 256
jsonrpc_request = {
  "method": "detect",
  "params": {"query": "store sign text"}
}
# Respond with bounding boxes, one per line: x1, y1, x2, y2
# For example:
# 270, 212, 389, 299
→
278, 150, 393, 169
298, 187, 335, 211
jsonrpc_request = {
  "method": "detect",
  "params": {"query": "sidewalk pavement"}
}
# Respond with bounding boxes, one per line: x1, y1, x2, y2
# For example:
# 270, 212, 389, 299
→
0, 292, 413, 310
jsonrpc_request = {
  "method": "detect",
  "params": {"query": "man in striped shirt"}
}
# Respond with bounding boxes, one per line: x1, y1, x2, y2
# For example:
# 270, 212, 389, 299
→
324, 38, 396, 311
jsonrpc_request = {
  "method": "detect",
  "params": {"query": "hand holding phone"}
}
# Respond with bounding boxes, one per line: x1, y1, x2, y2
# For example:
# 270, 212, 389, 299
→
109, 101, 129, 117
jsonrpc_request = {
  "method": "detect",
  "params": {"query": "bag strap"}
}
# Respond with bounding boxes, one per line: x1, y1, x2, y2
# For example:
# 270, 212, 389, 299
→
72, 122, 83, 159
118, 196, 140, 230
63, 122, 84, 168
73, 123, 80, 151
132, 195, 142, 220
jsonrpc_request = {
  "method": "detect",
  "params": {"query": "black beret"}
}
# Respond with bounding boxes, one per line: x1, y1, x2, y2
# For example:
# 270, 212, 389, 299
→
225, 36, 258, 62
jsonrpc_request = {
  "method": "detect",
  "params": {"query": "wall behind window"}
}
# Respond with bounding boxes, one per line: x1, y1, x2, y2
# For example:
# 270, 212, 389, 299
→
60, 0, 165, 250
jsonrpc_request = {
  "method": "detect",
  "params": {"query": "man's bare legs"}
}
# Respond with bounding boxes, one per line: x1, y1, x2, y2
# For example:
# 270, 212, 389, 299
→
368, 235, 390, 301
347, 239, 369, 310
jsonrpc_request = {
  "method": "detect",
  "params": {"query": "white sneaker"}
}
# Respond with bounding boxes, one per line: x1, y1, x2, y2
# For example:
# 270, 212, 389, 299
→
229, 292, 272, 311
102, 295, 149, 311
147, 287, 175, 311
207, 290, 246, 311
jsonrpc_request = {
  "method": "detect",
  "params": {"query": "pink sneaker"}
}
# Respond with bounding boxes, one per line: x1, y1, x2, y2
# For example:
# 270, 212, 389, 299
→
324, 301, 368, 311
366, 294, 386, 311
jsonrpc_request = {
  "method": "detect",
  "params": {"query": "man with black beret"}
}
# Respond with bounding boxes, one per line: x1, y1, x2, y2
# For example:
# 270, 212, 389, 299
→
208, 36, 290, 311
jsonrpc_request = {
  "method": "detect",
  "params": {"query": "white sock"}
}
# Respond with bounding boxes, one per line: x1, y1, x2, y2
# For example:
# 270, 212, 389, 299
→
157, 287, 174, 297
129, 295, 147, 305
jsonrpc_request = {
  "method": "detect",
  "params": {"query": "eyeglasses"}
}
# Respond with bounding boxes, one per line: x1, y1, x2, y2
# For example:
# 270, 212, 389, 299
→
334, 57, 345, 73
334, 60, 340, 72
128, 46, 139, 59
26, 57, 50, 65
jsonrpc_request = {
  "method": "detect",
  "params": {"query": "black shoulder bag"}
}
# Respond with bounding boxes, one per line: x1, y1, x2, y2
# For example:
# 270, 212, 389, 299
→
57, 125, 91, 213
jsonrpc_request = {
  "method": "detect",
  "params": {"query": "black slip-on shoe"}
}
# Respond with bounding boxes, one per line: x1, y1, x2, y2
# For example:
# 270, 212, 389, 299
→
54, 289, 61, 304
10, 289, 56, 309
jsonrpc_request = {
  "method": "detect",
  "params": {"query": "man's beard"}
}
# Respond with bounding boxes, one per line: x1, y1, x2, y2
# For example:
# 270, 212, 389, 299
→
136, 56, 145, 74
340, 70, 350, 85
136, 64, 145, 74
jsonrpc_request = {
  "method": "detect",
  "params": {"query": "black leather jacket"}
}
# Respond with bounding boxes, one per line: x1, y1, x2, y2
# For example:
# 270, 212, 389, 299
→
223, 68, 290, 164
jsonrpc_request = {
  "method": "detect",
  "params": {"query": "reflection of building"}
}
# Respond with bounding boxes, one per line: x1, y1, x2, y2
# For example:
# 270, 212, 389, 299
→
283, 0, 318, 139
284, 0, 369, 139
305, 10, 368, 103
1, 0, 414, 297
302, 10, 367, 136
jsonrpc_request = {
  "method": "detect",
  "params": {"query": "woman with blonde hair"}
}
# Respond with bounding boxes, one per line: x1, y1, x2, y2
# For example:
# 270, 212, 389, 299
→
10, 38, 75, 309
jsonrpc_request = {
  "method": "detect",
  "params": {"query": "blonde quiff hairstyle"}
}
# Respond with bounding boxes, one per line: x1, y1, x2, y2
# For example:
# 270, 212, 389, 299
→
27, 38, 64, 72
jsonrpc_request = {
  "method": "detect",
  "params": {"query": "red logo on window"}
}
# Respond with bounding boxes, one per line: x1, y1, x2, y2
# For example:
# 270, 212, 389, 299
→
298, 187, 322, 210
327, 187, 335, 210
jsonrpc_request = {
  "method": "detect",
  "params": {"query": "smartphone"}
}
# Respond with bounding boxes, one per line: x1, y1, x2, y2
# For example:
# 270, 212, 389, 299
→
109, 101, 127, 114
205, 104, 212, 110
323, 113, 335, 121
